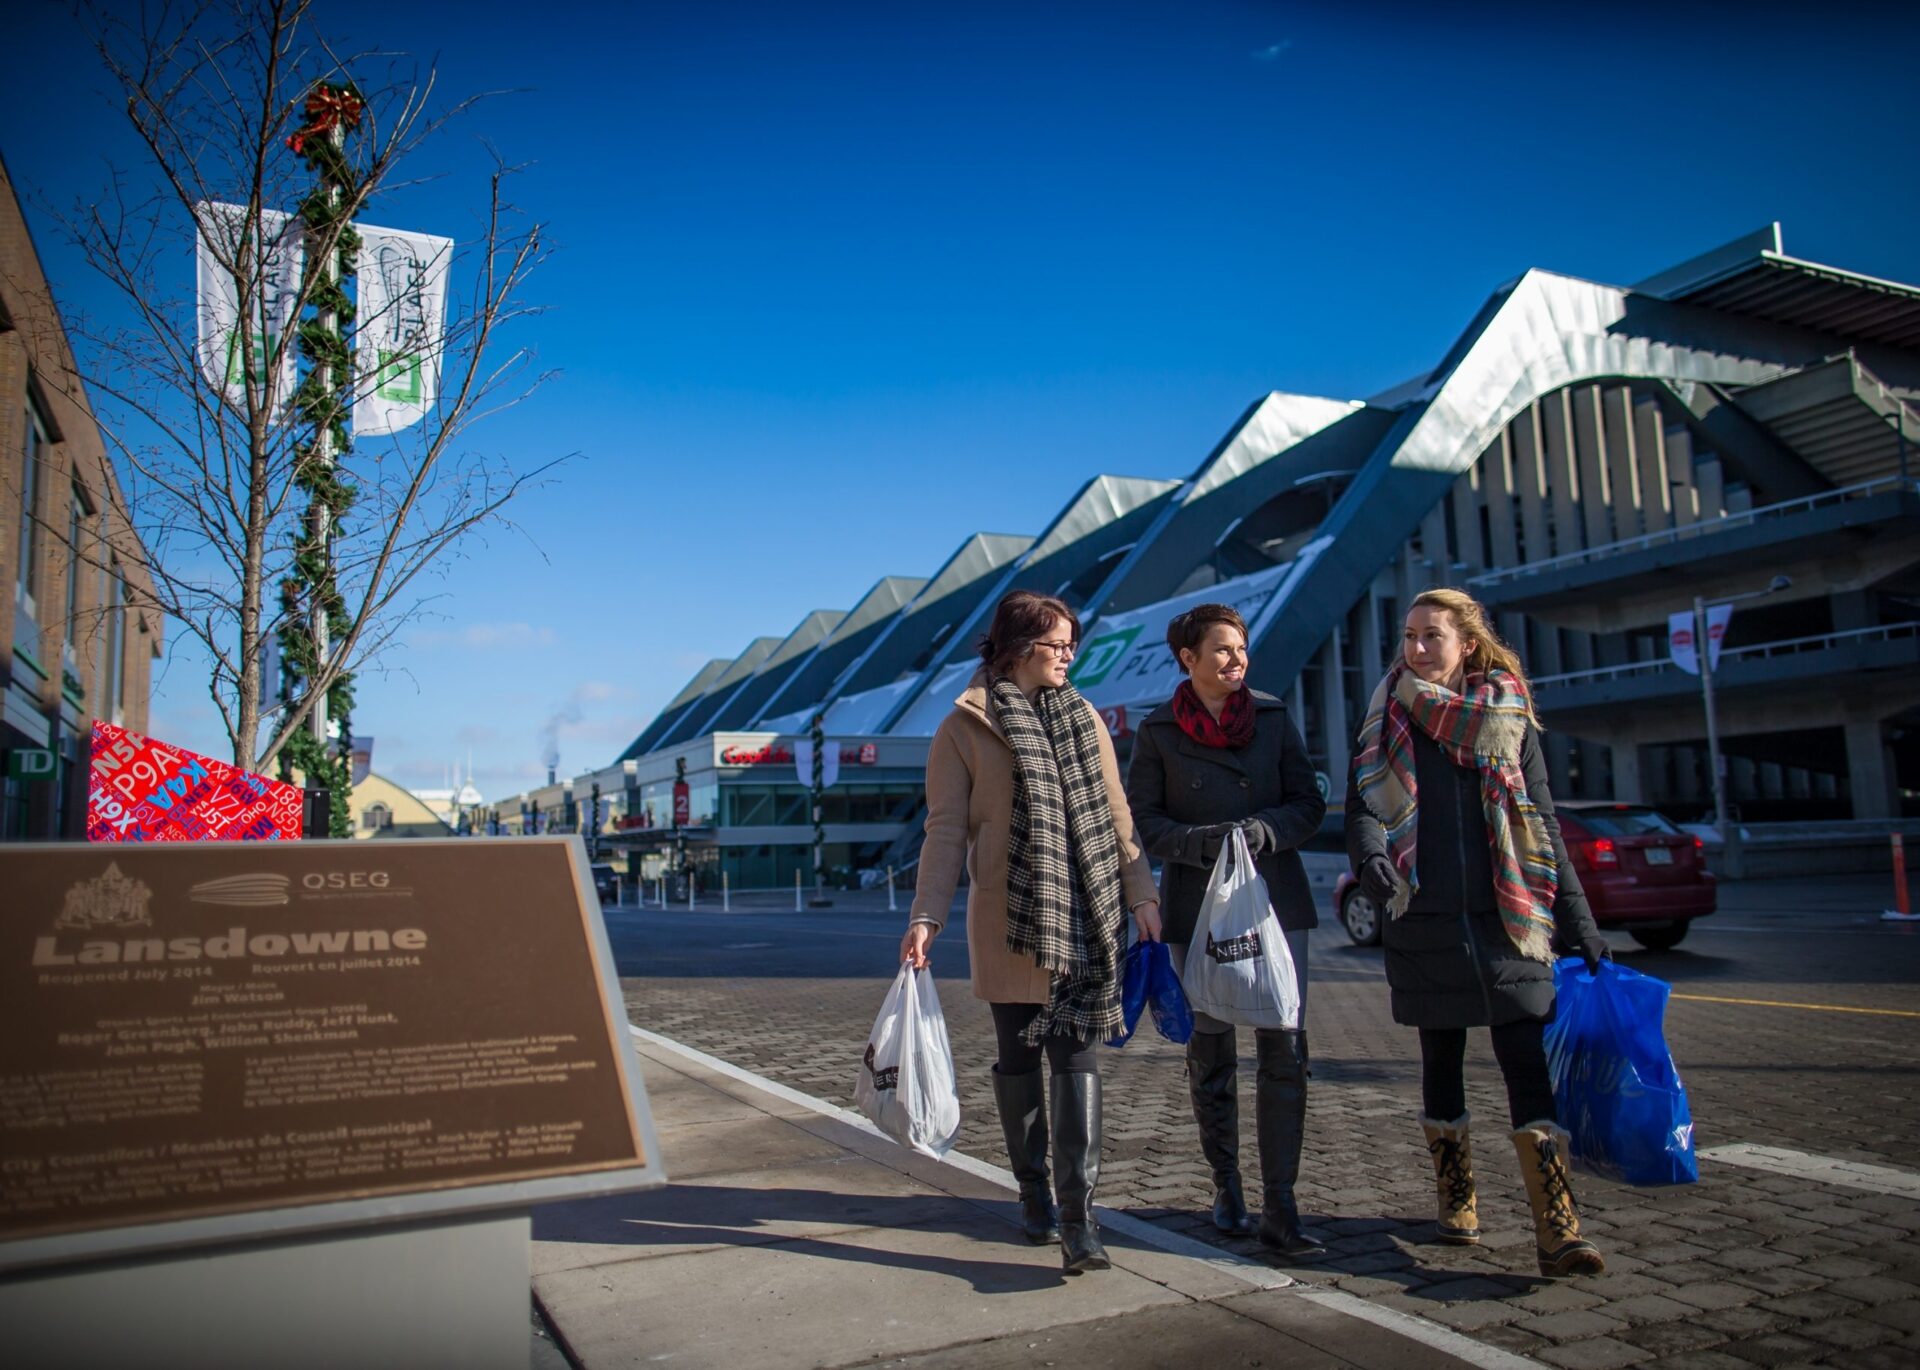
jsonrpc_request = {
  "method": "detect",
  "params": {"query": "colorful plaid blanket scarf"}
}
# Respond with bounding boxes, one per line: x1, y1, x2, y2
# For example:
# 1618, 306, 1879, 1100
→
1353, 666, 1558, 963
989, 677, 1126, 1045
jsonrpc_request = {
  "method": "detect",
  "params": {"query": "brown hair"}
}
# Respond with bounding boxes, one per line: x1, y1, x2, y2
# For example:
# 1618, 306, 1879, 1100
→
1408, 587, 1540, 726
978, 591, 1080, 676
1166, 603, 1249, 675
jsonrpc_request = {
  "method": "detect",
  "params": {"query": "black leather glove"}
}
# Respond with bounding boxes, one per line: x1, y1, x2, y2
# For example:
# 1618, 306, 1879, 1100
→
1239, 818, 1275, 860
1359, 854, 1398, 905
1578, 936, 1613, 975
1195, 822, 1240, 864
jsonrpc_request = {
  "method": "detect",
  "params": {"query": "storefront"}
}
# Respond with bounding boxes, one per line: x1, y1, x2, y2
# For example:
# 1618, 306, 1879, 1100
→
548, 730, 933, 894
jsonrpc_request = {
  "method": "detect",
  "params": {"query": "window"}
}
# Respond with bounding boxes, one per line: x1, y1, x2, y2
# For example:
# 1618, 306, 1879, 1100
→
106, 565, 126, 725
15, 394, 48, 644
363, 802, 392, 832
64, 484, 92, 669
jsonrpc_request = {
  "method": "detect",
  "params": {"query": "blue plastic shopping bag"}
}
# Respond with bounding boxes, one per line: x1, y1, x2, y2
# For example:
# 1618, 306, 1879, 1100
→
1545, 959, 1698, 1186
1107, 940, 1195, 1047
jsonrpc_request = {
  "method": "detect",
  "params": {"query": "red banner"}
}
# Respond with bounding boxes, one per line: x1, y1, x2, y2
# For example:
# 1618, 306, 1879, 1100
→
87, 721, 304, 844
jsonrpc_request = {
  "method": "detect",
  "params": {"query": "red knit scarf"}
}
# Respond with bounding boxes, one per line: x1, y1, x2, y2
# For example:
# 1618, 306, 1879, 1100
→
1172, 680, 1256, 748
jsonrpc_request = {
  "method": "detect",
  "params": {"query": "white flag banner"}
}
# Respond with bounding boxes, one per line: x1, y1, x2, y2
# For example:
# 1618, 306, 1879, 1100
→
195, 201, 303, 412
354, 222, 454, 436
1668, 605, 1732, 676
793, 738, 841, 788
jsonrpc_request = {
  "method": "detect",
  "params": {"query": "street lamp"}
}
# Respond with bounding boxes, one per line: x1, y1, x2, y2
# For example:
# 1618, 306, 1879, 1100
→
1696, 574, 1791, 854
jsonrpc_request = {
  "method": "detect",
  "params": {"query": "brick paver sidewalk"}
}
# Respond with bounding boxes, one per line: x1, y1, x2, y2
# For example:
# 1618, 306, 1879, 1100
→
619, 892, 1920, 1369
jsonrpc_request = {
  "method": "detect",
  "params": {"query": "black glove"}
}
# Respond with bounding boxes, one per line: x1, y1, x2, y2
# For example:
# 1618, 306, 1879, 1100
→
1239, 818, 1275, 860
1195, 822, 1240, 864
1359, 854, 1398, 905
1578, 936, 1613, 975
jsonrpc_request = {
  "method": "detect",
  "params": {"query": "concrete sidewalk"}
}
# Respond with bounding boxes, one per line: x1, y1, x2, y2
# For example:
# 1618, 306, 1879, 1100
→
528, 1032, 1514, 1370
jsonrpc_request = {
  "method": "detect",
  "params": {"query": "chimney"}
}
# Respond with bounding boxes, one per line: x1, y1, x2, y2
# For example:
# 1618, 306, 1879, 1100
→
547, 765, 557, 786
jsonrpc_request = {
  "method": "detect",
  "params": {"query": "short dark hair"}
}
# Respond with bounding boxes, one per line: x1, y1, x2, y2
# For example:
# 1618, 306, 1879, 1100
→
1166, 603, 1248, 675
978, 591, 1080, 676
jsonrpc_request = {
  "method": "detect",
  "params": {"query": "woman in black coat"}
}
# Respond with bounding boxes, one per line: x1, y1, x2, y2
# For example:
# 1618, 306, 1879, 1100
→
1346, 588, 1610, 1279
1125, 603, 1328, 1257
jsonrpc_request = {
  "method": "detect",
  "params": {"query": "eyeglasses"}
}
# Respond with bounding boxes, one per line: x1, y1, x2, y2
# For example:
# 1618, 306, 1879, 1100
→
1031, 639, 1077, 661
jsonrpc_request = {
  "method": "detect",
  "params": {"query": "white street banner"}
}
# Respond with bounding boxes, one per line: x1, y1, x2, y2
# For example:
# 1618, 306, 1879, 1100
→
1668, 604, 1732, 676
1068, 561, 1296, 709
793, 738, 841, 789
195, 201, 303, 412
354, 222, 454, 436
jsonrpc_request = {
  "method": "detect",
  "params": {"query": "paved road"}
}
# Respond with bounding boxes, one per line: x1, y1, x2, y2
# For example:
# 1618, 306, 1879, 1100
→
611, 878, 1920, 1369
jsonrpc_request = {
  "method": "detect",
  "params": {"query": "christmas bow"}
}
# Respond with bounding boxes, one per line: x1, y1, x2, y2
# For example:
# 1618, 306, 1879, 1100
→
287, 85, 365, 154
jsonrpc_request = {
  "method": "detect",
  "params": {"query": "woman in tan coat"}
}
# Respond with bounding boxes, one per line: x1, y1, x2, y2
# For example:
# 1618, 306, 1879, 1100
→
901, 590, 1161, 1275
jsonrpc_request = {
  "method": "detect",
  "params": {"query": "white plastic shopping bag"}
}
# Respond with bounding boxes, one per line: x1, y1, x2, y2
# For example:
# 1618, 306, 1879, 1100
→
855, 964, 961, 1158
1181, 827, 1301, 1029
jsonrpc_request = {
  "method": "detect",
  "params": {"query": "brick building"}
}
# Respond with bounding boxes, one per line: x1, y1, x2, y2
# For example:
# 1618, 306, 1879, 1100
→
1, 151, 160, 838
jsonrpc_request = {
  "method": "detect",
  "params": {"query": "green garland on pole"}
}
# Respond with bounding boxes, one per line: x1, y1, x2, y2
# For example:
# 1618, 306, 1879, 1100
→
277, 82, 364, 835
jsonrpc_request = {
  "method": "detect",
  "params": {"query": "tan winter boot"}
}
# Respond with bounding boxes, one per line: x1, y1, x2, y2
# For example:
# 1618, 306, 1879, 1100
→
1419, 1113, 1480, 1245
1511, 1121, 1605, 1278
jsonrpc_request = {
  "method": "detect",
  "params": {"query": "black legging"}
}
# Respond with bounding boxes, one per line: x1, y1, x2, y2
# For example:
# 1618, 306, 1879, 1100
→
1419, 1020, 1556, 1128
991, 1002, 1099, 1076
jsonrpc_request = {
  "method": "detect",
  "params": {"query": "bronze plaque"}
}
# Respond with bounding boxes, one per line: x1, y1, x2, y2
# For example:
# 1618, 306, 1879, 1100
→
0, 838, 657, 1266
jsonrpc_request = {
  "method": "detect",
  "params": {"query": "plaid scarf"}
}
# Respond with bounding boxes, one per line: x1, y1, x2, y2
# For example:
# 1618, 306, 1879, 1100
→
1353, 666, 1558, 963
989, 677, 1125, 1045
1171, 679, 1256, 748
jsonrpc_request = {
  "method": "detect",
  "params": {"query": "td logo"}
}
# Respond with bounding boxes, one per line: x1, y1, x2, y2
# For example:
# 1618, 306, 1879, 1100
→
1070, 627, 1141, 687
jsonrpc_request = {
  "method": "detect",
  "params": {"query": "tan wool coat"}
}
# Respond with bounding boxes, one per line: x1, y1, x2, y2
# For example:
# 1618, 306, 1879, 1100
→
908, 670, 1158, 1003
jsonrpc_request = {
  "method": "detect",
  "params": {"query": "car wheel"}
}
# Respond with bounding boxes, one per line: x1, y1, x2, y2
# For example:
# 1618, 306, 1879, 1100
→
1629, 922, 1689, 951
1341, 886, 1382, 946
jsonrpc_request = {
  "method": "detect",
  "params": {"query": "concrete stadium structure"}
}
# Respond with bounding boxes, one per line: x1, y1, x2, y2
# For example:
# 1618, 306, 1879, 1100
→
505, 224, 1920, 886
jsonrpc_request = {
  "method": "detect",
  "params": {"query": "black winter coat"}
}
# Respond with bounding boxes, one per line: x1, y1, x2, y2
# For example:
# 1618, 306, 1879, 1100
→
1125, 690, 1327, 945
1346, 723, 1601, 1029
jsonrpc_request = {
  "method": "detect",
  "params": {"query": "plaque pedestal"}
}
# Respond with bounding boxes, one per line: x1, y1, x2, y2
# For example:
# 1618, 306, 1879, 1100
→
0, 1210, 530, 1370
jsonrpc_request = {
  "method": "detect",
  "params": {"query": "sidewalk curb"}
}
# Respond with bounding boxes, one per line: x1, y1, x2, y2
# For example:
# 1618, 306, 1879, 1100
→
625, 1024, 1543, 1370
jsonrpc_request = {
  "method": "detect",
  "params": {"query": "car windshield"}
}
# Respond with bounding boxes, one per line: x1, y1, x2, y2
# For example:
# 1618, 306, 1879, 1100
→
1571, 809, 1681, 838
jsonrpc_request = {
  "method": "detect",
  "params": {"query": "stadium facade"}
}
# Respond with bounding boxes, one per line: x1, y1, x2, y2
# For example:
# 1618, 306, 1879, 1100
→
503, 224, 1920, 888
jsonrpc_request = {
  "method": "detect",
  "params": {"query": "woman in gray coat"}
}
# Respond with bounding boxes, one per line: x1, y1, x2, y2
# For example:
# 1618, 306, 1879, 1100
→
1124, 603, 1328, 1257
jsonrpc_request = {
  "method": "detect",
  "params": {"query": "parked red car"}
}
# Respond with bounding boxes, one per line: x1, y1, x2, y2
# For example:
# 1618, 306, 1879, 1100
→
1334, 803, 1715, 951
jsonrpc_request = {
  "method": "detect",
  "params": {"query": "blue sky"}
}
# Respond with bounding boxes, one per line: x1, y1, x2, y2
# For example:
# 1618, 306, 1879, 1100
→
8, 1, 1919, 798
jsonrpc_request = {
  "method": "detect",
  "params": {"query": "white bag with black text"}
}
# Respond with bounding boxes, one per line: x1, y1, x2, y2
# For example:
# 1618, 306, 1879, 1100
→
1181, 827, 1301, 1030
855, 964, 961, 1158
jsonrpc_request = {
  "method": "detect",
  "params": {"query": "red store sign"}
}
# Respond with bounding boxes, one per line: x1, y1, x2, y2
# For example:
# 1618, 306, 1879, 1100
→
718, 743, 881, 767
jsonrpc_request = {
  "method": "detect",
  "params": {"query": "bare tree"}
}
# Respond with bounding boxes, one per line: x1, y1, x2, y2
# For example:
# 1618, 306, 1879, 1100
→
32, 0, 559, 777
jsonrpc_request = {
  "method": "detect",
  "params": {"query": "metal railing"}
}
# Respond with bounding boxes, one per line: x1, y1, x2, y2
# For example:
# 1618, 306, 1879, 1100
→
1533, 621, 1920, 693
1467, 475, 1920, 591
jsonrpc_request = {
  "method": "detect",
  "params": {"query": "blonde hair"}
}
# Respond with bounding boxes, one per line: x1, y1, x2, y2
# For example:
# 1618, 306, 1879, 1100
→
1409, 587, 1541, 728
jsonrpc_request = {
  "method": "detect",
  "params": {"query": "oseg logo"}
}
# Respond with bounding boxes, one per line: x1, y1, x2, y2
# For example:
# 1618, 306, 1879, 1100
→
863, 1042, 898, 1093
189, 873, 291, 907
1207, 930, 1262, 964
301, 871, 391, 890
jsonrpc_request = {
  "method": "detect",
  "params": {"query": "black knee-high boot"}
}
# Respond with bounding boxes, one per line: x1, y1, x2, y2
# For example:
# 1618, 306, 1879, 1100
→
1050, 1071, 1110, 1274
1254, 1029, 1326, 1259
991, 1066, 1058, 1244
1186, 1029, 1255, 1235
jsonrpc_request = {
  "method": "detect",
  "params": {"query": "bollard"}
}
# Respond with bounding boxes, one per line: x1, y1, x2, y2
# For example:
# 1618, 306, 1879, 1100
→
887, 865, 897, 913
723, 870, 731, 913
795, 868, 803, 913
1886, 835, 1919, 921
689, 875, 697, 912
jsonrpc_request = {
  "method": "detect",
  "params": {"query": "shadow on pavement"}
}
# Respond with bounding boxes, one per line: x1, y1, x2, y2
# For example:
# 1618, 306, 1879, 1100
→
535, 1185, 1069, 1294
